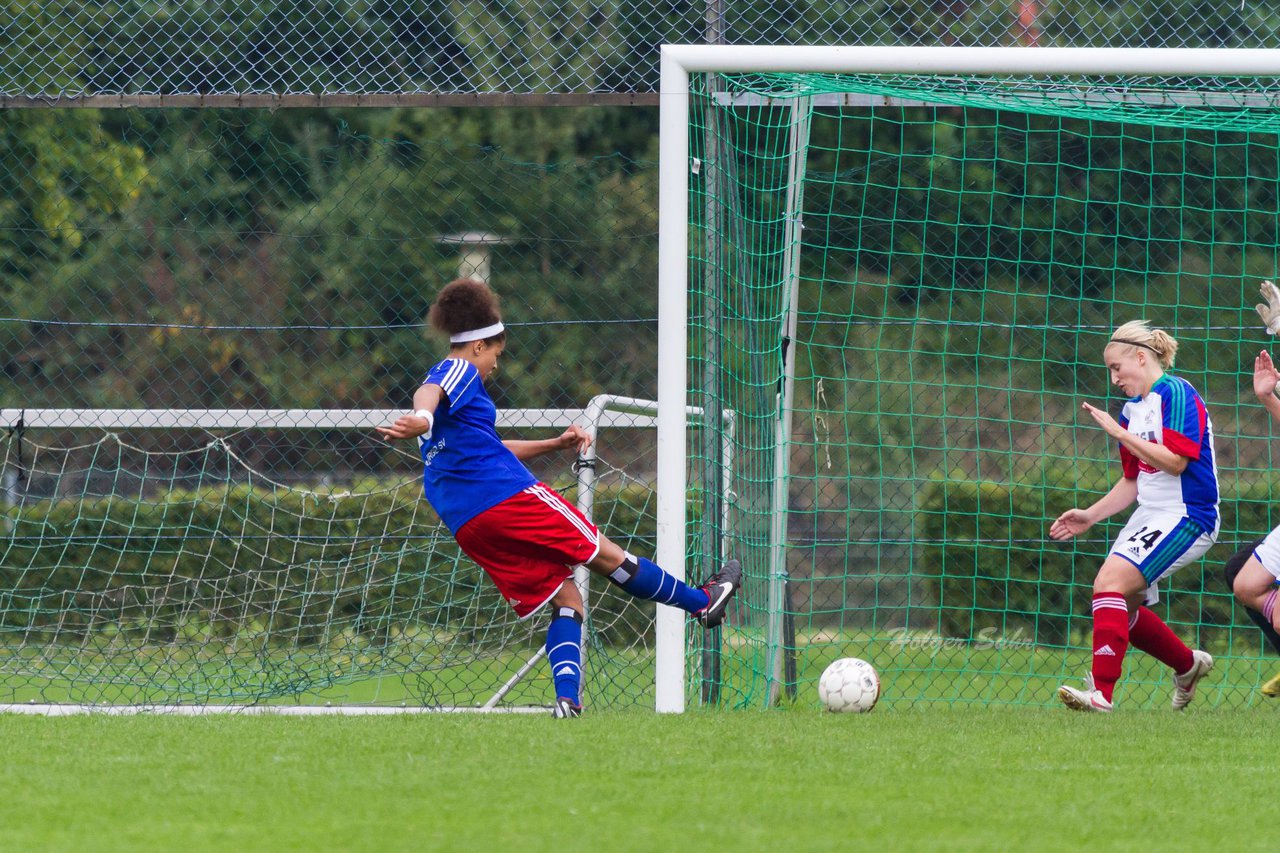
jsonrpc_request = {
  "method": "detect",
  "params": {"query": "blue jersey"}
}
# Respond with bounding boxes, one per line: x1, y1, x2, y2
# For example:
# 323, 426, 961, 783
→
417, 358, 536, 533
1116, 374, 1219, 531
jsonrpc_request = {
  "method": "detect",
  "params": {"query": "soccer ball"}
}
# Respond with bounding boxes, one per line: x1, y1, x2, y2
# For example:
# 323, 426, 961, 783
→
818, 657, 880, 713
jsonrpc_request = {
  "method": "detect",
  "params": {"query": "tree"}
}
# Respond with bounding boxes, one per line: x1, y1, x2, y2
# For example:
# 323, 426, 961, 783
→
0, 111, 149, 388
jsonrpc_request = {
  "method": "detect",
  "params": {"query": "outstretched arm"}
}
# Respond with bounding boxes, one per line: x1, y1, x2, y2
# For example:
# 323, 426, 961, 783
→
376, 385, 443, 441
1254, 350, 1280, 425
504, 425, 592, 461
1049, 476, 1138, 541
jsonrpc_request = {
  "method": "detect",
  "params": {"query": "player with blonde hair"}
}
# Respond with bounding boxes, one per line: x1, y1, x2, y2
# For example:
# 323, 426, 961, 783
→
1050, 320, 1219, 711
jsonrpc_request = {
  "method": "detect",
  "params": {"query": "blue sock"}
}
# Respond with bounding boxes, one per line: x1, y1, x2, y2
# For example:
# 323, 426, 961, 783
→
608, 554, 711, 614
546, 607, 582, 705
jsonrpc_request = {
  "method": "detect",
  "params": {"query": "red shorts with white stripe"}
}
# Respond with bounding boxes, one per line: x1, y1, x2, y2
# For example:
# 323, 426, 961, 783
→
454, 483, 601, 619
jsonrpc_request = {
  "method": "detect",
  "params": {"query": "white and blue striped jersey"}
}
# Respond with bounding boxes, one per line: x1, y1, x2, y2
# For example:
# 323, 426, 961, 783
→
417, 358, 536, 533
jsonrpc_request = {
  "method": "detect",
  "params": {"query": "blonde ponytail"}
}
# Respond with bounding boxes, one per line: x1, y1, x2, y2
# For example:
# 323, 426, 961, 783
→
1108, 320, 1177, 369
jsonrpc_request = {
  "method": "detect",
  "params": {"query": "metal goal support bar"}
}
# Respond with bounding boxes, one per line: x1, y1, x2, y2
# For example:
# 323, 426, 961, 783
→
0, 408, 658, 431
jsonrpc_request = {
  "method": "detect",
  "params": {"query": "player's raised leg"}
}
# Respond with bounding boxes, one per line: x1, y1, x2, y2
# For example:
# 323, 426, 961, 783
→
586, 536, 742, 629
1128, 603, 1212, 710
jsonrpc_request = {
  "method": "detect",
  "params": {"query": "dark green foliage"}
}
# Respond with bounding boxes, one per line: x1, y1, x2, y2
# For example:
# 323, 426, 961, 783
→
0, 106, 660, 412
920, 468, 1280, 648
795, 111, 1280, 300
0, 479, 660, 646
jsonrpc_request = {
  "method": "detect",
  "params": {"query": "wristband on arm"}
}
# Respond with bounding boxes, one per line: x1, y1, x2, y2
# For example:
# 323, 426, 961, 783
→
414, 409, 435, 433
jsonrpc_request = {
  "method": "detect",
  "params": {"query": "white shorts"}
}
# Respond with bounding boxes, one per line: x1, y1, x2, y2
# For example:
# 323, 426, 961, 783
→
1108, 506, 1218, 605
1251, 527, 1280, 581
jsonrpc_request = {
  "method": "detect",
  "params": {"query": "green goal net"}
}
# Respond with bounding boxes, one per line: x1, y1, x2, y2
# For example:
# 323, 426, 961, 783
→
0, 408, 666, 711
691, 68, 1280, 709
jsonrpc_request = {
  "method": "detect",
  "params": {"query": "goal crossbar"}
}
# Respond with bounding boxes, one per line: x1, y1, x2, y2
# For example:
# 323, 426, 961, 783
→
660, 45, 1280, 77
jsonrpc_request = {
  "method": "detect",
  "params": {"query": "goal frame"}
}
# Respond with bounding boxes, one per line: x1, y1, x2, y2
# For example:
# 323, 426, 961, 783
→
655, 45, 1280, 711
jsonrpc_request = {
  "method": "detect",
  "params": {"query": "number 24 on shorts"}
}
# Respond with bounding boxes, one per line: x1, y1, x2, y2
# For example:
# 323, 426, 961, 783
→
1126, 525, 1163, 551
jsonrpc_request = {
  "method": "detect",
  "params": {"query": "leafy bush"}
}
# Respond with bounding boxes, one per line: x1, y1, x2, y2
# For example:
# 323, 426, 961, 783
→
919, 465, 1280, 648
0, 480, 662, 648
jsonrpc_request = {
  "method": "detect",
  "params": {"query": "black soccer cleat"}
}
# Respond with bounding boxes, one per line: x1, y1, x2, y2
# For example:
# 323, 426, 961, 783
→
551, 697, 583, 718
696, 559, 742, 629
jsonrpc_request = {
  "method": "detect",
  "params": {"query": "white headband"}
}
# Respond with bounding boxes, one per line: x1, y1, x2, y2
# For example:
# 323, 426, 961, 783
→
450, 322, 505, 344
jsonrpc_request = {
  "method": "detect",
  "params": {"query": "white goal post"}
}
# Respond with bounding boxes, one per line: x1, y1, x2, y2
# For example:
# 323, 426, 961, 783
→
655, 45, 1280, 711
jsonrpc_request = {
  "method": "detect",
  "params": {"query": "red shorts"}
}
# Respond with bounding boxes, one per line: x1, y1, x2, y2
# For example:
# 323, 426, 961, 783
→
454, 483, 601, 619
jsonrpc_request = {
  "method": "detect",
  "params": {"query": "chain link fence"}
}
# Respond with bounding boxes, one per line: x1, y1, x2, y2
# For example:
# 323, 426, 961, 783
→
0, 108, 671, 708
5, 2, 1280, 98
2, 111, 657, 412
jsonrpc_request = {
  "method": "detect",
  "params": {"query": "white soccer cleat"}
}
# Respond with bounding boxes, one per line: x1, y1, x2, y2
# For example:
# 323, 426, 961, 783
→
1171, 649, 1213, 710
1058, 674, 1113, 713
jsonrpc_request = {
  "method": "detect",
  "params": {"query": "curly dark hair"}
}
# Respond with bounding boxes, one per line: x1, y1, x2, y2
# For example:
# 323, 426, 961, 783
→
427, 279, 505, 344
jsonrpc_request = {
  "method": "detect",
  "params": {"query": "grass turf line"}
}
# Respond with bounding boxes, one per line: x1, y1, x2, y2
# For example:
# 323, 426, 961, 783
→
11, 635, 1279, 711
0, 708, 1273, 852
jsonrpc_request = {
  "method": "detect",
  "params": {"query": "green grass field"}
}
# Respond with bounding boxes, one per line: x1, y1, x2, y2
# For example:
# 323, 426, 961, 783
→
2, 706, 1274, 852
9, 633, 1279, 713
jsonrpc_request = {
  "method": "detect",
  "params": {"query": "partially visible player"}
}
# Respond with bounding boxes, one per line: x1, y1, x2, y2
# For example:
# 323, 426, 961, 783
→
1222, 537, 1280, 697
378, 278, 742, 718
1049, 320, 1219, 712
1226, 305, 1280, 694
1228, 281, 1280, 697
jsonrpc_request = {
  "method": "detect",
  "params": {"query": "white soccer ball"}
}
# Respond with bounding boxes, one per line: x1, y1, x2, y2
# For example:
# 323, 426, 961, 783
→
818, 657, 880, 713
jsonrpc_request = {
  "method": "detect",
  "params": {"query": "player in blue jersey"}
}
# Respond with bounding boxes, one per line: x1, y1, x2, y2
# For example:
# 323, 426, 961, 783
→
1049, 320, 1219, 712
377, 279, 741, 717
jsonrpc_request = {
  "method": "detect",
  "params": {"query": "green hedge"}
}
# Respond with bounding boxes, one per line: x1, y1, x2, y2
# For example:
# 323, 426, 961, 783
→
919, 466, 1280, 647
0, 480, 663, 647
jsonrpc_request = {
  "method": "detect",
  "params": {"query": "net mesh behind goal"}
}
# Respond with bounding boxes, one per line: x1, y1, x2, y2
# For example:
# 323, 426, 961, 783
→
0, 412, 662, 710
692, 69, 1280, 709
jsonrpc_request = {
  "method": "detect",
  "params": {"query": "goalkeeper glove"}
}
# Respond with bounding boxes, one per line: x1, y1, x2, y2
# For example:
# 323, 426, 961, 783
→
1257, 280, 1280, 335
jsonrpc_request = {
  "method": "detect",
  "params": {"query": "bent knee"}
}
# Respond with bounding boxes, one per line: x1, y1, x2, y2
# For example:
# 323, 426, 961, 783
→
1232, 557, 1278, 606
1232, 576, 1252, 602
587, 537, 626, 573
549, 580, 584, 614
1093, 559, 1146, 597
